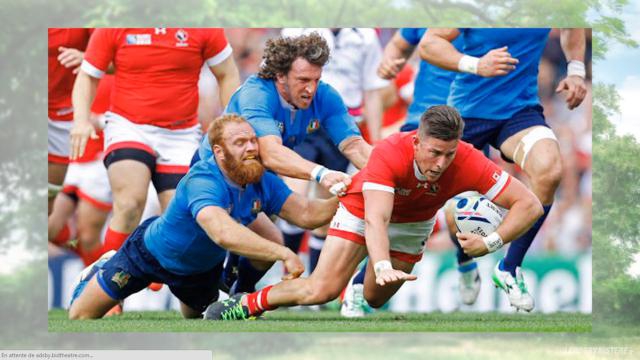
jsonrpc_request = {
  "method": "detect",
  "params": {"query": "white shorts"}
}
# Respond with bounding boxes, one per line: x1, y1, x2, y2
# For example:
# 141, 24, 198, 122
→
104, 112, 202, 174
327, 204, 436, 263
48, 118, 73, 163
62, 157, 112, 211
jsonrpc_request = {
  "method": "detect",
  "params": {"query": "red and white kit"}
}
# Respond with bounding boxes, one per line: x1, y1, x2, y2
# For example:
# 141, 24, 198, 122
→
329, 131, 511, 262
80, 28, 232, 174
48, 28, 92, 163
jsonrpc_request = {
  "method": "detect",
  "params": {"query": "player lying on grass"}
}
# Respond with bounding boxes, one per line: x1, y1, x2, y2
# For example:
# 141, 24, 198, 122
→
68, 114, 338, 320
204, 105, 544, 320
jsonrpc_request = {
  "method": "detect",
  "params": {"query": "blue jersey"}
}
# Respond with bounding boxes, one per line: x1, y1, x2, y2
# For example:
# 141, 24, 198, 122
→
449, 28, 551, 120
198, 75, 361, 160
400, 28, 463, 128
144, 158, 292, 275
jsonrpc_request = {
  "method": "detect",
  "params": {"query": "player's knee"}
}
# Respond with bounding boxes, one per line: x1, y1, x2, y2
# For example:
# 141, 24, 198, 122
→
113, 197, 145, 226
532, 159, 562, 195
303, 279, 341, 304
68, 305, 96, 320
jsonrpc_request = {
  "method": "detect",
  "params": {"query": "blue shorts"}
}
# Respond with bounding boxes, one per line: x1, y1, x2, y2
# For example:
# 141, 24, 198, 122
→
97, 217, 223, 313
294, 128, 349, 172
462, 105, 548, 162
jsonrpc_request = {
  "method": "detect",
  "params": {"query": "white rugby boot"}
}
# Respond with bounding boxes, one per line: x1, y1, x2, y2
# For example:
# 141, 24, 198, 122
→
340, 282, 365, 318
492, 262, 534, 312
458, 262, 481, 305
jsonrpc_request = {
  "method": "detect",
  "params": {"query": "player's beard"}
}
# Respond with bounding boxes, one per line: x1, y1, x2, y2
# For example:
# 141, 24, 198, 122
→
222, 148, 265, 185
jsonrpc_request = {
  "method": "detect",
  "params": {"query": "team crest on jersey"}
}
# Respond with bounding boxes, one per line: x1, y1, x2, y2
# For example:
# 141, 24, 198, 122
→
175, 29, 189, 47
395, 188, 412, 196
416, 182, 440, 195
111, 271, 131, 289
251, 199, 262, 214
306, 119, 320, 134
126, 34, 152, 45
276, 121, 285, 134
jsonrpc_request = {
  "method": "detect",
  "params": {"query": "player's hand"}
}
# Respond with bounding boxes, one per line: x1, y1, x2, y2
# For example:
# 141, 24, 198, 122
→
58, 47, 84, 74
456, 232, 489, 257
375, 268, 417, 287
69, 121, 98, 160
281, 250, 305, 281
377, 57, 406, 79
477, 46, 519, 77
555, 76, 587, 110
320, 171, 351, 196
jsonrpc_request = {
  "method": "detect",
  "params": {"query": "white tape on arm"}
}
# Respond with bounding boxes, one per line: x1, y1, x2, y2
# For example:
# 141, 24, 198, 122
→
567, 60, 586, 79
458, 55, 480, 74
310, 165, 328, 183
374, 260, 393, 277
482, 232, 504, 253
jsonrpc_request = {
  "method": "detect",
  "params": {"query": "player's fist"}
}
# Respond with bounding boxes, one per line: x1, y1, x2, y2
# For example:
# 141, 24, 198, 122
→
456, 232, 488, 257
555, 76, 587, 110
281, 250, 305, 281
377, 57, 406, 79
375, 268, 418, 287
58, 47, 84, 74
477, 46, 519, 77
320, 171, 351, 196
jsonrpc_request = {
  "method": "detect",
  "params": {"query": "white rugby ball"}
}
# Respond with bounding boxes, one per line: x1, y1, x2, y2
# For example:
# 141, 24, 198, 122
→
453, 194, 504, 237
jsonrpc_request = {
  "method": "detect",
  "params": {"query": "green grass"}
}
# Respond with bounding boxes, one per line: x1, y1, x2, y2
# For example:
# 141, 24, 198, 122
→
49, 309, 591, 332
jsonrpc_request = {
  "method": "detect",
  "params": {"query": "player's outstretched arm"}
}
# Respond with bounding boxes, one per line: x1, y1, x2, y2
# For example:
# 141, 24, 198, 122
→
259, 135, 352, 195
377, 31, 414, 80
457, 177, 543, 257
278, 193, 339, 230
363, 189, 417, 286
420, 28, 518, 77
197, 205, 304, 280
556, 28, 587, 110
70, 70, 99, 160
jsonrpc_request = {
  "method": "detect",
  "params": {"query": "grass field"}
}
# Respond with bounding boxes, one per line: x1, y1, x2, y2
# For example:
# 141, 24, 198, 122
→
48, 309, 591, 332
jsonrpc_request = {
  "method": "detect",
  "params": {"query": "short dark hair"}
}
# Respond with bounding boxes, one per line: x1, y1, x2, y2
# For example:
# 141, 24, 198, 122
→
258, 32, 330, 80
417, 105, 464, 141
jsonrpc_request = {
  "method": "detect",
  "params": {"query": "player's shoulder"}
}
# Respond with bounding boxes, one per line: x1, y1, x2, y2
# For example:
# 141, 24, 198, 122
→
184, 159, 225, 186
374, 131, 414, 161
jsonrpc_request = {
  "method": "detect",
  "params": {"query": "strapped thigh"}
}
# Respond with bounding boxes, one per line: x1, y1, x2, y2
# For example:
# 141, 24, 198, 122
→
513, 127, 557, 169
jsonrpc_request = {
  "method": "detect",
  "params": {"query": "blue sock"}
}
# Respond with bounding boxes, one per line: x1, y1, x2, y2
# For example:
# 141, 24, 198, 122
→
308, 234, 325, 273
283, 229, 305, 254
221, 253, 240, 292
502, 204, 552, 276
231, 256, 269, 294
451, 231, 473, 265
352, 260, 367, 285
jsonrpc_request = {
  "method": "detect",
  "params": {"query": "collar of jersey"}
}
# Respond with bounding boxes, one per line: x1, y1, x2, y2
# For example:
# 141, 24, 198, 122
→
413, 161, 427, 182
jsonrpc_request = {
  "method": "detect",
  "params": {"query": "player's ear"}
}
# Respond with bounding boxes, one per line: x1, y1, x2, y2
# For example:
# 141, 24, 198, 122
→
276, 73, 286, 84
212, 144, 225, 160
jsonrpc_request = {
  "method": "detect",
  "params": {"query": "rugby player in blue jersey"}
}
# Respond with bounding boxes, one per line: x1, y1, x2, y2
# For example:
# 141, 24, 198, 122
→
68, 114, 339, 319
194, 33, 372, 295
420, 28, 587, 311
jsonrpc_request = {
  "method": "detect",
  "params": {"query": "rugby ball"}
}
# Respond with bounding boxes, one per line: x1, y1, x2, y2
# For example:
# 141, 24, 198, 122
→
454, 194, 504, 237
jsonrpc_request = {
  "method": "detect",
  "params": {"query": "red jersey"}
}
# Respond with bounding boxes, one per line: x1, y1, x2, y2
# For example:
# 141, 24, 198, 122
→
340, 131, 511, 223
48, 28, 92, 121
82, 28, 231, 129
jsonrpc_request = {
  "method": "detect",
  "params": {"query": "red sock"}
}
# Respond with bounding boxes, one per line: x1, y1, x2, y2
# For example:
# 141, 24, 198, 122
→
102, 227, 130, 253
78, 245, 104, 266
245, 285, 276, 316
52, 224, 72, 247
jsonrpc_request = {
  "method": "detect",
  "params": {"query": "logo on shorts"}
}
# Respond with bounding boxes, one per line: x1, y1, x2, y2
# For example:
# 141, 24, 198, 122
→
175, 29, 189, 47
126, 34, 152, 45
307, 119, 320, 134
251, 199, 262, 214
111, 271, 131, 289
